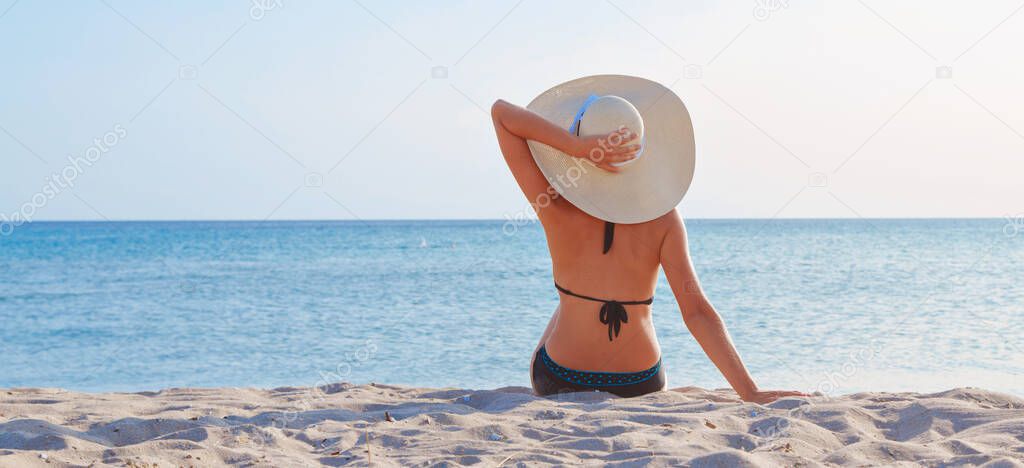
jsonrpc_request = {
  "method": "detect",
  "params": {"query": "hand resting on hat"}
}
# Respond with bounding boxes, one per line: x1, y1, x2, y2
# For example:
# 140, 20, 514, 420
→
570, 128, 642, 173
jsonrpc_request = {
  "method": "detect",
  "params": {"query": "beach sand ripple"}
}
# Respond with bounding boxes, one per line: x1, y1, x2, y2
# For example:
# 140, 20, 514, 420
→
1, 385, 1022, 467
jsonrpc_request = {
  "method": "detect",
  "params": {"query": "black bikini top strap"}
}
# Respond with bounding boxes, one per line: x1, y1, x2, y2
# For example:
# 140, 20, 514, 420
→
554, 282, 653, 341
602, 221, 614, 254
553, 282, 653, 305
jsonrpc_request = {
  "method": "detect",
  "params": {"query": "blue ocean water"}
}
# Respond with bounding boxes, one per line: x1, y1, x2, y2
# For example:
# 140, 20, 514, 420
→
1, 219, 1021, 395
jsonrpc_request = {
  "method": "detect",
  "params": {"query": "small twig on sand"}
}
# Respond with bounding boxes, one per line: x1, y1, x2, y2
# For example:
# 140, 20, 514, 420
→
365, 429, 372, 465
496, 455, 513, 467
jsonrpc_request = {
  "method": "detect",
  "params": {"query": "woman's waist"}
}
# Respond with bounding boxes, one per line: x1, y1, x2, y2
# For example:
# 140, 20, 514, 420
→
555, 298, 653, 341
544, 319, 661, 373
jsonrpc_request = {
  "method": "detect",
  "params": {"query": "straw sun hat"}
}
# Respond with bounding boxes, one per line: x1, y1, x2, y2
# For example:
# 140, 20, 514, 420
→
526, 75, 695, 224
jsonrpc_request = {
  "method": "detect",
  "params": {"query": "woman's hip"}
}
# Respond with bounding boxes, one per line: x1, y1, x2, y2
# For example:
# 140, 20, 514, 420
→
531, 345, 665, 399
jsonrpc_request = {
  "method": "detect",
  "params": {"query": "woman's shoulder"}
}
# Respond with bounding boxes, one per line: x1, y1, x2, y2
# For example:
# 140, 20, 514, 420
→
654, 209, 683, 226
645, 209, 683, 235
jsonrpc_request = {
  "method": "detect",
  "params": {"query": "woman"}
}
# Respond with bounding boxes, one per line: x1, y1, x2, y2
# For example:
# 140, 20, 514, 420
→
490, 75, 806, 403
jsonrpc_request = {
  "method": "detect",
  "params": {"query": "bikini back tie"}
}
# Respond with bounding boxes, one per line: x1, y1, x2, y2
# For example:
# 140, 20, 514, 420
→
554, 282, 653, 341
603, 221, 614, 254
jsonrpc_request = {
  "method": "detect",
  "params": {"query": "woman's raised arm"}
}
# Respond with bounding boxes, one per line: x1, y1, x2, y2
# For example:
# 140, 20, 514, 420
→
659, 210, 809, 403
490, 99, 639, 220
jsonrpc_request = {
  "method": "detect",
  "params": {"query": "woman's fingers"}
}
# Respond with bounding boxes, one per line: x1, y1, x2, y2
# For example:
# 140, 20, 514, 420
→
609, 145, 642, 162
589, 149, 636, 163
616, 128, 639, 143
591, 153, 635, 165
745, 389, 811, 403
616, 145, 642, 156
607, 153, 637, 163
609, 144, 641, 154
581, 130, 640, 171
590, 149, 640, 168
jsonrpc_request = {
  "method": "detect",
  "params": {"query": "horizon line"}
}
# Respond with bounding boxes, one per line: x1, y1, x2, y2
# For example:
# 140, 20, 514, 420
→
12, 216, 1013, 223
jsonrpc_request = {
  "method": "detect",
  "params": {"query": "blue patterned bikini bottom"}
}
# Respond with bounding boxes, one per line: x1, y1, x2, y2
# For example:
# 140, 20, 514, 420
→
531, 345, 665, 398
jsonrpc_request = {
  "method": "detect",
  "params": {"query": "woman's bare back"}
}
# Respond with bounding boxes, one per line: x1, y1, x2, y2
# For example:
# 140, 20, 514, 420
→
541, 208, 673, 373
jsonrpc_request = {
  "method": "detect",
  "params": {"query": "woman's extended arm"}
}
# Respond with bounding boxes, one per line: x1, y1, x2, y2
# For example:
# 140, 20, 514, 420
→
659, 210, 808, 403
490, 100, 639, 218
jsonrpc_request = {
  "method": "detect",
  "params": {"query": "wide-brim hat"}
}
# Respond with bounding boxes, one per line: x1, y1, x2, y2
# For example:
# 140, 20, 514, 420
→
526, 75, 695, 224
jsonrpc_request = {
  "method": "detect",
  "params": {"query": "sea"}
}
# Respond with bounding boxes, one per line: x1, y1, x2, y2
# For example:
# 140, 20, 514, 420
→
1, 219, 1022, 396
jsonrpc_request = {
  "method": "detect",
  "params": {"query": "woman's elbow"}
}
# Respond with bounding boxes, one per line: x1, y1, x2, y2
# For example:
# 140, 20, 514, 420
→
490, 99, 510, 121
680, 297, 716, 321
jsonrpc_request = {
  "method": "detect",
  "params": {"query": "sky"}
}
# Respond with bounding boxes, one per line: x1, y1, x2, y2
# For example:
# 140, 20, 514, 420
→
1, 0, 1023, 222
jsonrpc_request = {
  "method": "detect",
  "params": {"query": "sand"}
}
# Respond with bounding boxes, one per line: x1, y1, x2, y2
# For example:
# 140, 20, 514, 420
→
1, 384, 1023, 467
